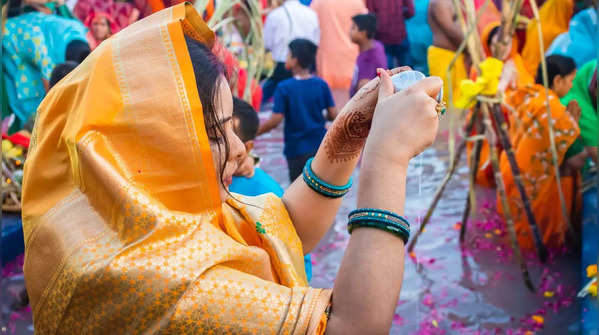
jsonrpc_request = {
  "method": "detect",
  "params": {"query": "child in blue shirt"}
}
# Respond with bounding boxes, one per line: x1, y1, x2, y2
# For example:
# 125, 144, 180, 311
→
258, 38, 337, 182
230, 97, 312, 281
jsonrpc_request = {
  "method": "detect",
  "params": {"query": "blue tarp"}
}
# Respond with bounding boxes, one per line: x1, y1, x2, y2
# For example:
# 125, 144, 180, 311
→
405, 0, 433, 75
581, 174, 598, 335
547, 8, 598, 69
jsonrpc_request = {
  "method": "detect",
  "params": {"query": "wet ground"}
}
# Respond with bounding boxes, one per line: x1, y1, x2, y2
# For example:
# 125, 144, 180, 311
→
0, 109, 582, 334
255, 109, 581, 335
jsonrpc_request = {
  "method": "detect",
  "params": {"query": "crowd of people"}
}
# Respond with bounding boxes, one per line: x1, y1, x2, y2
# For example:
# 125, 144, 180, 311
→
1, 0, 598, 333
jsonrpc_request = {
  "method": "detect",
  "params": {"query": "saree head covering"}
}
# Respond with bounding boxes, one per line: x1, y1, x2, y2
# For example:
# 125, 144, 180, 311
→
22, 3, 330, 334
84, 11, 119, 50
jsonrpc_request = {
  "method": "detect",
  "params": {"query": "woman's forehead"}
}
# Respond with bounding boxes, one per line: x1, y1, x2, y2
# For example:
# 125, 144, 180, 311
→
217, 77, 233, 119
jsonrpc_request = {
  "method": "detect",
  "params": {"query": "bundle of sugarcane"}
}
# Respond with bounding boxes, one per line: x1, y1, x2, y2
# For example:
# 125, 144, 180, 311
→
408, 0, 563, 291
196, 0, 269, 103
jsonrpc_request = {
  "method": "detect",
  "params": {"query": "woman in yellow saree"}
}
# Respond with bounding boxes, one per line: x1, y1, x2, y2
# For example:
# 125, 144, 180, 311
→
21, 3, 443, 334
498, 55, 584, 250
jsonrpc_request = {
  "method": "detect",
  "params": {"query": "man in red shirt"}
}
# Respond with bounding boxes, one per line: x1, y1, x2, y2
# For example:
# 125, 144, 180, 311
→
365, 0, 415, 68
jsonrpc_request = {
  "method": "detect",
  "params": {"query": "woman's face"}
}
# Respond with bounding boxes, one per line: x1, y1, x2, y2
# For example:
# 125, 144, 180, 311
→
207, 76, 246, 201
553, 71, 576, 98
92, 16, 111, 41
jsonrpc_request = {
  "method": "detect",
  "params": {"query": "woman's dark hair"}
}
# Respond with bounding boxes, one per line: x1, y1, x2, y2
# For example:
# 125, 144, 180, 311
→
288, 38, 317, 70
49, 61, 79, 89
486, 25, 501, 48
185, 36, 229, 181
65, 40, 91, 64
352, 13, 377, 39
233, 97, 259, 143
536, 55, 576, 86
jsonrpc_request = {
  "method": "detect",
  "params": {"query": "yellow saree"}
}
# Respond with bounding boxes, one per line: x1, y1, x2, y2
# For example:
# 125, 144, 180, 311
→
521, 0, 573, 77
22, 3, 330, 334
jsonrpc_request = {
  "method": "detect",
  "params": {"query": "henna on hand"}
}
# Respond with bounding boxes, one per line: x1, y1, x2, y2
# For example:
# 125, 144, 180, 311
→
322, 67, 411, 164
323, 81, 378, 163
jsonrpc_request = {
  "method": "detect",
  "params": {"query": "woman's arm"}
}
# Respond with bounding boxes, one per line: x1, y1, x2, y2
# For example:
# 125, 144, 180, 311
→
326, 72, 442, 334
283, 67, 410, 253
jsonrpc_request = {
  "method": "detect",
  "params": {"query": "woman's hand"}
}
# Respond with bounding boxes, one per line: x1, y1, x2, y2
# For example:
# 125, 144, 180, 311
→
363, 69, 442, 166
321, 67, 411, 164
327, 72, 442, 335
566, 100, 581, 122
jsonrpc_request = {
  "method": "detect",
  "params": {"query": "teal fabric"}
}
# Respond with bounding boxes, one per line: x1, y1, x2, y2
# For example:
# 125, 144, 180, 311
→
2, 12, 87, 126
564, 137, 585, 160
405, 0, 433, 75
561, 60, 598, 148
547, 8, 597, 68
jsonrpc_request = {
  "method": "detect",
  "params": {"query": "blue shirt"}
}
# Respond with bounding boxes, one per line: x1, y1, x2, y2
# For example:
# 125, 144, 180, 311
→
273, 76, 334, 158
2, 12, 88, 124
230, 167, 312, 281
230, 167, 284, 197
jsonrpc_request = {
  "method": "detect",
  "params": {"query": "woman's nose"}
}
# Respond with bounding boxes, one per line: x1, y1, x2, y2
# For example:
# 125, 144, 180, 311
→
229, 131, 246, 162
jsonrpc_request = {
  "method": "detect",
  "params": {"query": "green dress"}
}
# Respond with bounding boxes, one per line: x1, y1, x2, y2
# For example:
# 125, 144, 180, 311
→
561, 60, 598, 149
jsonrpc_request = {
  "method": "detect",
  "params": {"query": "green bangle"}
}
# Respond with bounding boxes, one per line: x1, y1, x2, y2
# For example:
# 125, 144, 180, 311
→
348, 220, 410, 244
348, 209, 410, 232
302, 157, 352, 198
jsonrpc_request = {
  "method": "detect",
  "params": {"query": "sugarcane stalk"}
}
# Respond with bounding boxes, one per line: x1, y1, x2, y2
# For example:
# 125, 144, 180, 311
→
489, 103, 548, 262
529, 0, 577, 242
481, 104, 535, 291
493, 0, 523, 58
445, 0, 488, 167
407, 110, 478, 252
460, 121, 484, 243
409, 1, 489, 252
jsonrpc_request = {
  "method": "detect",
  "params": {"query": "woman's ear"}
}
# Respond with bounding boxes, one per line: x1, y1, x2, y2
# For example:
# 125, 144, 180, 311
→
552, 74, 563, 91
244, 140, 254, 153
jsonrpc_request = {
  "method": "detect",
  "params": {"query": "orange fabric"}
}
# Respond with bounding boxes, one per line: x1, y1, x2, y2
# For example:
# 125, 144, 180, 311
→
473, 0, 501, 37
521, 0, 573, 77
466, 22, 537, 188
311, 0, 367, 90
498, 84, 579, 250
146, 0, 166, 12
22, 4, 330, 334
481, 22, 534, 89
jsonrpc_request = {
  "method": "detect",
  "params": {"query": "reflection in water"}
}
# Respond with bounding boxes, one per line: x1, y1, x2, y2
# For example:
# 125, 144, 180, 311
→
256, 111, 580, 334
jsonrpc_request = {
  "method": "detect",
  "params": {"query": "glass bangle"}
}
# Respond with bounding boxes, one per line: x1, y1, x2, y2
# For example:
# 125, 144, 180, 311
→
302, 157, 352, 198
348, 220, 410, 244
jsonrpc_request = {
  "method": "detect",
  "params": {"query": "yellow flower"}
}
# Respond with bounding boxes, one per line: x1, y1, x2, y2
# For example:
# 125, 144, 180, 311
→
2, 139, 14, 153
455, 79, 483, 109
239, 60, 248, 69
590, 282, 597, 297
543, 291, 554, 298
454, 58, 504, 109
2, 140, 23, 159
480, 58, 503, 80
532, 315, 544, 324
587, 264, 597, 278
